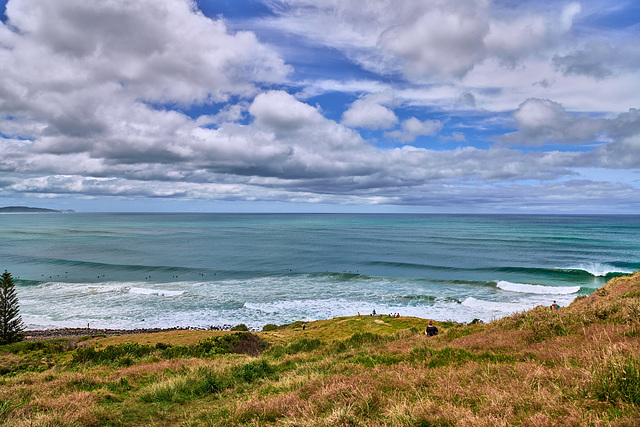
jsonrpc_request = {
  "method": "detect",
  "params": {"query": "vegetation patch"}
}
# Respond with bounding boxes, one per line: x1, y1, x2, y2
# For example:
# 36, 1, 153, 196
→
140, 366, 228, 404
591, 351, 640, 405
72, 342, 156, 366
71, 332, 268, 366
1, 271, 640, 426
410, 344, 516, 368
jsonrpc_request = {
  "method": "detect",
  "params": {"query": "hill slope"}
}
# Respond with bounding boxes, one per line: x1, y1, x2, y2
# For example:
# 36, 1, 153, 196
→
1, 272, 639, 426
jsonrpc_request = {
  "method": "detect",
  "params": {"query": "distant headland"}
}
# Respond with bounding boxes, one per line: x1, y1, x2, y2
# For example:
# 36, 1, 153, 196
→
0, 206, 75, 213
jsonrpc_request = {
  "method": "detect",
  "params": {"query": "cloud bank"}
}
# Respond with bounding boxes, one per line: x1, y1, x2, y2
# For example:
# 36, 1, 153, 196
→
0, 0, 639, 212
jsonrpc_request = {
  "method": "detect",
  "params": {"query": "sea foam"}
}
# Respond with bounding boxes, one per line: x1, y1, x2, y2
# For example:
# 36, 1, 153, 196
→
128, 287, 185, 297
497, 281, 580, 295
461, 297, 534, 313
573, 263, 631, 277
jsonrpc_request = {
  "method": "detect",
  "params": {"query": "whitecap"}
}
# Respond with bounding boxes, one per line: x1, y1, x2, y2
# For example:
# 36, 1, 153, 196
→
128, 287, 184, 297
497, 281, 580, 295
573, 262, 631, 277
462, 297, 534, 313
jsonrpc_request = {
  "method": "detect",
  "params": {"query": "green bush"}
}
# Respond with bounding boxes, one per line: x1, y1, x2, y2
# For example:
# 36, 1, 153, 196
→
72, 343, 155, 365
231, 359, 276, 384
230, 324, 249, 331
155, 342, 171, 350
262, 324, 278, 332
161, 345, 190, 359
157, 333, 268, 359
1, 338, 75, 355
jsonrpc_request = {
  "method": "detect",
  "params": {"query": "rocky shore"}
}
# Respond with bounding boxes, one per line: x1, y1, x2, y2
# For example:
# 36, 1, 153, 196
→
23, 325, 238, 342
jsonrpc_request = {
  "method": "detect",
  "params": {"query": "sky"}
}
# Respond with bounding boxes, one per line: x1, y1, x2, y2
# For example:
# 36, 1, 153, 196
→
0, 0, 639, 213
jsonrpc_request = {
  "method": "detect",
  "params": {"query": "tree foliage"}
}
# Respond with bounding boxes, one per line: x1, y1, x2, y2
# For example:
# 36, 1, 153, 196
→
0, 270, 25, 344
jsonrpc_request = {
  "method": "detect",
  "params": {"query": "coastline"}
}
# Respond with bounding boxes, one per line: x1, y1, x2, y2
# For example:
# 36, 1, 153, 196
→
22, 325, 240, 342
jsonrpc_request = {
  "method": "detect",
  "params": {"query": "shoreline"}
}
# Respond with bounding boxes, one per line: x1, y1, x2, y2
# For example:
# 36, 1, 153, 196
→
22, 325, 240, 342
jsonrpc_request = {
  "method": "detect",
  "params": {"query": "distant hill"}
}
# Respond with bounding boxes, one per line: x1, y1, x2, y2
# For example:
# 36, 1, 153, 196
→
0, 206, 74, 213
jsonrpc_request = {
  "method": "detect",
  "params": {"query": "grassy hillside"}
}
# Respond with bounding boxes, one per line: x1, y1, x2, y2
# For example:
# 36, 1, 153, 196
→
1, 272, 640, 426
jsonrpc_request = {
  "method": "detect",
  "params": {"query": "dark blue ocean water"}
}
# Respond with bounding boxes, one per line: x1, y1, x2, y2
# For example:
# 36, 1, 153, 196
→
1, 213, 638, 329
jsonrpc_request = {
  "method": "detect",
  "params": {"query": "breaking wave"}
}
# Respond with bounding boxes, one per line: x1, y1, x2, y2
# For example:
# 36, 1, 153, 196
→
496, 281, 581, 295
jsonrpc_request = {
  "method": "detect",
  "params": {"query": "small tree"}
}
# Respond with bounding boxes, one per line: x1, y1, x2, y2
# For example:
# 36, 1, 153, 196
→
0, 270, 25, 344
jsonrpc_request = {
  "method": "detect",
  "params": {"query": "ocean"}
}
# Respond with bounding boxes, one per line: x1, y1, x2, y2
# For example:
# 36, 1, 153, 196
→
1, 213, 638, 330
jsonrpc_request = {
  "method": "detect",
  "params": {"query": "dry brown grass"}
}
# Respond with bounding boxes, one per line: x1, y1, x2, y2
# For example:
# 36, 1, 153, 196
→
2, 272, 640, 426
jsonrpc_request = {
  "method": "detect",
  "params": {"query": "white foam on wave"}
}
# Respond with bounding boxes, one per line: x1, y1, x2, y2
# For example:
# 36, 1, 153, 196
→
497, 281, 580, 295
573, 263, 631, 277
128, 287, 185, 297
32, 281, 187, 297
462, 297, 534, 314
243, 299, 360, 318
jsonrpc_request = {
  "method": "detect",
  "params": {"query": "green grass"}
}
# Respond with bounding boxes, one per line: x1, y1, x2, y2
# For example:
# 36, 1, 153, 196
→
2, 271, 640, 426
592, 352, 640, 405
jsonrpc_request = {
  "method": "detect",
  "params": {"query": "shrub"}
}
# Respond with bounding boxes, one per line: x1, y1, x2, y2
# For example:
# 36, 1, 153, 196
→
231, 358, 276, 384
230, 324, 249, 331
72, 343, 155, 365
156, 333, 269, 359
161, 345, 190, 359
1, 338, 75, 354
262, 324, 278, 332
196, 332, 267, 356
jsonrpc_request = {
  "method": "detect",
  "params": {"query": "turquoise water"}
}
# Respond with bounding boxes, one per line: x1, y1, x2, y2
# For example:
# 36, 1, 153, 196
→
1, 213, 638, 329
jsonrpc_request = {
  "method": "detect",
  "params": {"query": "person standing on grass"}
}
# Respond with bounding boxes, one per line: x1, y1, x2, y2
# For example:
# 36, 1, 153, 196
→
425, 320, 438, 337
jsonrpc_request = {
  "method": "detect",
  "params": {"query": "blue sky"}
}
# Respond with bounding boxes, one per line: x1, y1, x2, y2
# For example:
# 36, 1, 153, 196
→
0, 0, 639, 213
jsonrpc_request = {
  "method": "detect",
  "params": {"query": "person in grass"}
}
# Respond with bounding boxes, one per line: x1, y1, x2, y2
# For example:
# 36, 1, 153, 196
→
425, 320, 438, 336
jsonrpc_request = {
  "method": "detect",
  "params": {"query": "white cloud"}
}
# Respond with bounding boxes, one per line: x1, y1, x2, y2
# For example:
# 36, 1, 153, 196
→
262, 0, 580, 80
341, 91, 398, 130
2, 0, 290, 105
0, 0, 639, 212
500, 99, 640, 146
553, 40, 640, 79
0, 0, 291, 145
385, 118, 443, 143
378, 0, 489, 78
588, 134, 640, 169
484, 3, 581, 64
250, 90, 325, 133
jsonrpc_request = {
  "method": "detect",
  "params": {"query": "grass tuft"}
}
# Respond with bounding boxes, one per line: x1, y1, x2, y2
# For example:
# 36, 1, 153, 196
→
591, 349, 640, 405
140, 366, 227, 404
